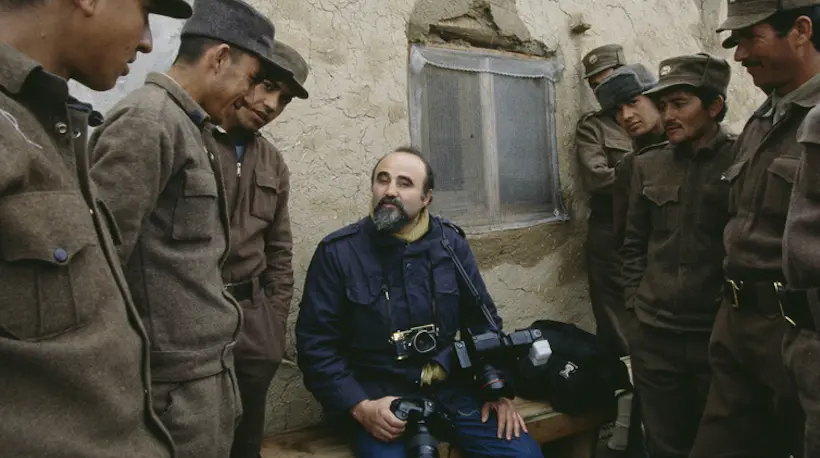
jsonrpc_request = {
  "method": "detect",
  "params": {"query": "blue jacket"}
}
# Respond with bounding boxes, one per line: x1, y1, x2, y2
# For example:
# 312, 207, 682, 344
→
295, 215, 503, 414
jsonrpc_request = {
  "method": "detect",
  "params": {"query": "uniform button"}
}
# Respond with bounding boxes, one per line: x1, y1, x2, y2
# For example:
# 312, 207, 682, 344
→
405, 263, 412, 270
53, 248, 68, 263
209, 153, 215, 161
89, 208, 94, 215
54, 122, 69, 135
72, 129, 82, 139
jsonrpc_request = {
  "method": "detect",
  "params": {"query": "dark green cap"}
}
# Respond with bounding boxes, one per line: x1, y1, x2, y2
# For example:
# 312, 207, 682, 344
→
644, 53, 731, 97
718, 0, 820, 48
582, 44, 627, 79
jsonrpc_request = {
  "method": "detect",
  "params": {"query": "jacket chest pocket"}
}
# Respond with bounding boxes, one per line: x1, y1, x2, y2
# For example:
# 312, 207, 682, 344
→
250, 173, 279, 222
432, 267, 460, 330
603, 138, 632, 167
344, 278, 389, 350
643, 185, 680, 232
761, 157, 799, 216
0, 192, 102, 341
172, 169, 218, 242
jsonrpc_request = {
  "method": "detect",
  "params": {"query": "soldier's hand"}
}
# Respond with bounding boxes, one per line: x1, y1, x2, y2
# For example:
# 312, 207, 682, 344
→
351, 396, 406, 442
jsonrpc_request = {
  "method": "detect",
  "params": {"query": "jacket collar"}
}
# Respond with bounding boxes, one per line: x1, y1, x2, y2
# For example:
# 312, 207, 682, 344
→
754, 72, 820, 118
0, 42, 69, 104
145, 72, 210, 127
674, 124, 730, 160
364, 214, 441, 252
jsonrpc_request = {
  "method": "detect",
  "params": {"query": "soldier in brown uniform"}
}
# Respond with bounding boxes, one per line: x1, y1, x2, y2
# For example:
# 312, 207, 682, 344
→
0, 0, 191, 456
87, 0, 289, 457
211, 41, 308, 458
594, 63, 668, 247
781, 105, 820, 458
576, 43, 634, 356
688, 2, 820, 457
621, 53, 734, 458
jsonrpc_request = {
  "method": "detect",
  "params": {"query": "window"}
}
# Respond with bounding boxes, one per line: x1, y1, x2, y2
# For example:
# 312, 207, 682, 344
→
408, 44, 567, 232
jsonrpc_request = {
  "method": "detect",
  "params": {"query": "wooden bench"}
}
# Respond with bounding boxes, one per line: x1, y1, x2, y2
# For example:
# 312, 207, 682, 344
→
261, 397, 612, 458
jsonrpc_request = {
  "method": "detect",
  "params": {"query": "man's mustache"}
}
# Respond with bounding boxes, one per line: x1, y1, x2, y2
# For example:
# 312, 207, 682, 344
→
377, 197, 405, 211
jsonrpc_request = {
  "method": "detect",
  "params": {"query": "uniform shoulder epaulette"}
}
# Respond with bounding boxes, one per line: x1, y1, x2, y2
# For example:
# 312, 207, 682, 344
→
320, 219, 364, 244
437, 217, 466, 239
577, 110, 602, 126
636, 140, 669, 156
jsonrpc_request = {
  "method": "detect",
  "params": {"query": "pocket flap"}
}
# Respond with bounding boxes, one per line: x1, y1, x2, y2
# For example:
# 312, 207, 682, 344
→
0, 192, 96, 264
721, 159, 747, 183
183, 169, 218, 197
642, 185, 680, 206
767, 157, 799, 184
254, 173, 279, 191
345, 278, 382, 304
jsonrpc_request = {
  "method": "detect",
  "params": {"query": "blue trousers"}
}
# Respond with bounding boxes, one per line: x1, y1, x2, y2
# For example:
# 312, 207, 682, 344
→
352, 394, 543, 458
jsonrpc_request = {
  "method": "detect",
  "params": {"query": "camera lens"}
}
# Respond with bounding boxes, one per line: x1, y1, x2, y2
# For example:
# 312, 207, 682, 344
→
412, 331, 437, 354
407, 422, 439, 458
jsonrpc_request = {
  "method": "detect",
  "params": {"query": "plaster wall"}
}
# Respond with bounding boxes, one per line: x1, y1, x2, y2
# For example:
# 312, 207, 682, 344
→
69, 0, 767, 435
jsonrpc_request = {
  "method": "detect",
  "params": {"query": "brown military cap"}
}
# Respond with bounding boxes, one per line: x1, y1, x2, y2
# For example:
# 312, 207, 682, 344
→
270, 41, 309, 99
583, 44, 627, 79
718, 0, 820, 47
644, 53, 732, 97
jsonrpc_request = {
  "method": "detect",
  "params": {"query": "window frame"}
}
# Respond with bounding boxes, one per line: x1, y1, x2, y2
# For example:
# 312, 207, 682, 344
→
407, 44, 568, 233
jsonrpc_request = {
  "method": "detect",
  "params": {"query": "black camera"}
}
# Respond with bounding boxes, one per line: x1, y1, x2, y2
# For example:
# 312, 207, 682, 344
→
390, 397, 447, 458
390, 324, 439, 361
454, 328, 551, 402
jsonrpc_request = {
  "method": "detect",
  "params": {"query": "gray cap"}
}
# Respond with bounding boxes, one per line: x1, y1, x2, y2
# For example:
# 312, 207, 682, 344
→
181, 0, 289, 77
270, 41, 309, 99
717, 0, 820, 47
582, 44, 627, 79
594, 63, 658, 112
644, 53, 732, 97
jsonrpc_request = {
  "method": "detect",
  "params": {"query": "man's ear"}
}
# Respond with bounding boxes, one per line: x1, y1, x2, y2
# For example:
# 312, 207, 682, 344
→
74, 0, 99, 16
793, 15, 814, 47
208, 44, 233, 74
423, 190, 433, 206
708, 95, 725, 120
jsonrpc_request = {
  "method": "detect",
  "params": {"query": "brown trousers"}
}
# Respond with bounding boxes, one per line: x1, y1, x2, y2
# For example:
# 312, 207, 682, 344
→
586, 220, 633, 355
689, 302, 804, 458
152, 370, 243, 458
782, 327, 820, 458
630, 322, 711, 458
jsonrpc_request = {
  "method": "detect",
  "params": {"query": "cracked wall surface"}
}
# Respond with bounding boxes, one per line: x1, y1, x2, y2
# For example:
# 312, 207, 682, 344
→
69, 0, 766, 437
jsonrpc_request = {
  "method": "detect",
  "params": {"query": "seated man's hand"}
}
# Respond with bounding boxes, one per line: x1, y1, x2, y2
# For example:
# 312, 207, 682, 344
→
350, 396, 406, 442
481, 397, 528, 440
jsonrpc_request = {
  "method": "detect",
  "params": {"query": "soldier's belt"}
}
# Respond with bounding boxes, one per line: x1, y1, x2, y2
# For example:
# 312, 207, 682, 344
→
723, 279, 781, 314
774, 285, 820, 332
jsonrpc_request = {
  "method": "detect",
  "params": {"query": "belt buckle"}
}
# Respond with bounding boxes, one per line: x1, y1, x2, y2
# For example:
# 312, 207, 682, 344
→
728, 279, 742, 309
774, 282, 797, 327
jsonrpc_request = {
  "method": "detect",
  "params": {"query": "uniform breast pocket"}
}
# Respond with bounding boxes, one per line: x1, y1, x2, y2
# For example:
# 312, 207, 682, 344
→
344, 278, 389, 350
642, 185, 680, 232
433, 268, 460, 329
761, 157, 799, 216
250, 173, 279, 222
171, 168, 218, 242
0, 192, 101, 341
798, 146, 820, 201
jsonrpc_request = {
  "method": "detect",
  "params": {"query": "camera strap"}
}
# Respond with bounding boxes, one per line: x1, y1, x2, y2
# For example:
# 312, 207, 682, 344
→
439, 228, 500, 332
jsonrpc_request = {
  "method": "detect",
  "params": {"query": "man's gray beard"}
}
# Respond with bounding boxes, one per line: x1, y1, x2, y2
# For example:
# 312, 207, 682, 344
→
373, 205, 409, 233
